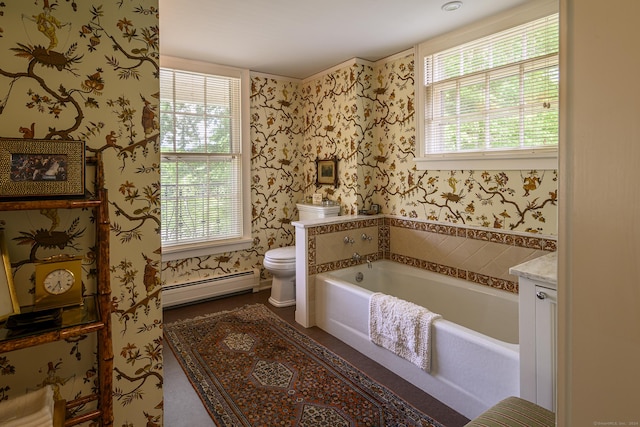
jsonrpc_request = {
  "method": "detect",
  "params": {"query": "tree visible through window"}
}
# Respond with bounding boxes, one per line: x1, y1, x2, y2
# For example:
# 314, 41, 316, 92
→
160, 67, 244, 251
417, 12, 559, 168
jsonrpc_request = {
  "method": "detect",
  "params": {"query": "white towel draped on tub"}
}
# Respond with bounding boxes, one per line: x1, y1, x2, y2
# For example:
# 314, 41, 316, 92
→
369, 292, 441, 373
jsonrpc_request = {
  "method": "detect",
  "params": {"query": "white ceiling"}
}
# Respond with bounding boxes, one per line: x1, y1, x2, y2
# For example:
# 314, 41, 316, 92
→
159, 0, 532, 80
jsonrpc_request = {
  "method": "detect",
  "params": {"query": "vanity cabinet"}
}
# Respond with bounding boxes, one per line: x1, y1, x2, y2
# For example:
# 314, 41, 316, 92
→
510, 252, 557, 412
534, 283, 557, 410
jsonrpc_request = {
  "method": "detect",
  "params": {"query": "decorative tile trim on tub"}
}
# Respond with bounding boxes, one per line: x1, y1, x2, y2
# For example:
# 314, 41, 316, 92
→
305, 216, 555, 294
386, 217, 557, 252
389, 253, 519, 293
307, 217, 384, 275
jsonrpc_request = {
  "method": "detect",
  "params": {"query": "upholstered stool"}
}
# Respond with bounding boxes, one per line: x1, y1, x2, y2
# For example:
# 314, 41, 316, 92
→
464, 396, 555, 427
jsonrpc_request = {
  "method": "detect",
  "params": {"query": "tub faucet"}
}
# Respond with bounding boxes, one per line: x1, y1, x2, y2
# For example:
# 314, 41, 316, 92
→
352, 252, 361, 262
366, 257, 372, 269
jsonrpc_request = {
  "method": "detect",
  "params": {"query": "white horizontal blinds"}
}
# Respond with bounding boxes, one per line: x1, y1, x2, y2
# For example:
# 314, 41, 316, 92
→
424, 14, 559, 154
160, 68, 243, 246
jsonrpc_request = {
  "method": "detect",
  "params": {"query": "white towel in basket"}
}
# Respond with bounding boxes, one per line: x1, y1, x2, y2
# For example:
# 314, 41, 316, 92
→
369, 292, 441, 373
0, 385, 55, 427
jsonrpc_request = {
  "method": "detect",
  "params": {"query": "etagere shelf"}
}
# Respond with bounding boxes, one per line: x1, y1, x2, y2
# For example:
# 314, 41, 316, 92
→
0, 154, 113, 426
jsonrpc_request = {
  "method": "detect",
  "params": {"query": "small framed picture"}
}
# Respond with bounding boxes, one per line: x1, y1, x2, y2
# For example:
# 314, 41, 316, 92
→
316, 157, 338, 187
370, 204, 380, 214
0, 138, 85, 198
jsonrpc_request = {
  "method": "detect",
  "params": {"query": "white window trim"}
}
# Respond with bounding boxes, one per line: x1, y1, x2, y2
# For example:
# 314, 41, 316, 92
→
160, 56, 252, 261
414, 0, 559, 170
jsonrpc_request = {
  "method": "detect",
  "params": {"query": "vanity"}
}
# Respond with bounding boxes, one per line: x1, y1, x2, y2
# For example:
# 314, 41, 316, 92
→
510, 251, 558, 412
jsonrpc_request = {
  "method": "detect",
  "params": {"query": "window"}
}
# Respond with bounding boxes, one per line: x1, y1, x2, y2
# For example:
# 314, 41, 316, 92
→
415, 3, 559, 170
160, 57, 251, 261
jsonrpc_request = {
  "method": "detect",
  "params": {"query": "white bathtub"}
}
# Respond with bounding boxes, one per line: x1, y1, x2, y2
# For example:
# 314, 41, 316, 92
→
315, 260, 519, 420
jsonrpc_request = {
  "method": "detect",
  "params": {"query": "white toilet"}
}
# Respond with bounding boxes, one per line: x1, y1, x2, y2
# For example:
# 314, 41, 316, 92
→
264, 202, 340, 307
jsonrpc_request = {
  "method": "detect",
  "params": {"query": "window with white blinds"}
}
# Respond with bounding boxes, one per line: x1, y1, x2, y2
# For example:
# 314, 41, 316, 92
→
160, 61, 250, 259
416, 9, 559, 170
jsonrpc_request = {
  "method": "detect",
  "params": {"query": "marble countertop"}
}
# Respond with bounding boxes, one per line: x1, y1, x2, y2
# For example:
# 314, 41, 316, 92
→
509, 251, 557, 286
292, 214, 381, 228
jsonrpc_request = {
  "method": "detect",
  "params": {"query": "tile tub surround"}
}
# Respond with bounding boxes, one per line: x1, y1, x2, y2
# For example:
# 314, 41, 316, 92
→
388, 218, 556, 293
293, 215, 555, 327
310, 217, 384, 272
302, 216, 556, 291
294, 215, 384, 326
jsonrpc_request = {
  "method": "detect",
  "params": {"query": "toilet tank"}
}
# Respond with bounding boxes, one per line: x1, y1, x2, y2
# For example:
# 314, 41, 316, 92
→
296, 202, 340, 220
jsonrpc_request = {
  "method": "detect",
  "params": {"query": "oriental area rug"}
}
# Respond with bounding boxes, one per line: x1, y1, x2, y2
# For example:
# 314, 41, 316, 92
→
164, 303, 444, 427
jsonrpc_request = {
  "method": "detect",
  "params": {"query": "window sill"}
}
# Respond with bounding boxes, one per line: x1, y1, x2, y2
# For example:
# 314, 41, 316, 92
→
414, 149, 558, 170
162, 237, 253, 262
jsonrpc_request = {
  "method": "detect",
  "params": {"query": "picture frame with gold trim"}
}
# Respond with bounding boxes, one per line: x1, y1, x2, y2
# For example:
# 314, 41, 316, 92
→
0, 138, 85, 198
316, 157, 338, 187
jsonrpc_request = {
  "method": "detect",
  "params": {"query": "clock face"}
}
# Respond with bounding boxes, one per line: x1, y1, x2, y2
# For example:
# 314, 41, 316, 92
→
43, 268, 75, 295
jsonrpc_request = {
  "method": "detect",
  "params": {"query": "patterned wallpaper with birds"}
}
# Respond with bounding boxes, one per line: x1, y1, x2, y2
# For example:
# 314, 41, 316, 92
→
0, 3, 557, 425
0, 2, 161, 425
163, 54, 557, 292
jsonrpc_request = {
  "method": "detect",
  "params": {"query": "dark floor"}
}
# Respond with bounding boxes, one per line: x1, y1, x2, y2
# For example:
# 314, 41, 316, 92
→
163, 290, 470, 427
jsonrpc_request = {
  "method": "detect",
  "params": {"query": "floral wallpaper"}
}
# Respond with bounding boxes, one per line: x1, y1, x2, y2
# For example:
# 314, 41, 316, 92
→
300, 62, 376, 214
164, 53, 557, 292
161, 75, 305, 286
0, 1, 161, 426
371, 54, 557, 234
0, 2, 558, 425
249, 76, 304, 246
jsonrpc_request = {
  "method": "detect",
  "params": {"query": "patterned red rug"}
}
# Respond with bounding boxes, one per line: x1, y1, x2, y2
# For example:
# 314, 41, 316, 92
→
164, 303, 444, 427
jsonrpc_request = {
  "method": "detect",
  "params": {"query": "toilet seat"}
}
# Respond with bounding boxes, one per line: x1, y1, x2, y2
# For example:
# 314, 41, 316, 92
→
264, 246, 296, 263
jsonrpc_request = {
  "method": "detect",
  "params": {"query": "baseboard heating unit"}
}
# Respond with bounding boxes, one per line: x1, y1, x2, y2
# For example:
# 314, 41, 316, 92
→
162, 269, 260, 308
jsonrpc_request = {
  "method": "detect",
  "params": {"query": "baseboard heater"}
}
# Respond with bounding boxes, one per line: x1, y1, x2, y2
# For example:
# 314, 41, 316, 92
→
162, 269, 260, 308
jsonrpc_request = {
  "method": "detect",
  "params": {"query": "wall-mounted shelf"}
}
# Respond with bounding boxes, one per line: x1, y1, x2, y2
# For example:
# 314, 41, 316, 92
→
0, 296, 102, 352
0, 154, 113, 426
0, 198, 101, 211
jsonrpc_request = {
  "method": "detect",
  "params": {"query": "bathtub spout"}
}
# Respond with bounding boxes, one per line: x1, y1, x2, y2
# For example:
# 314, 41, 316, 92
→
366, 258, 372, 269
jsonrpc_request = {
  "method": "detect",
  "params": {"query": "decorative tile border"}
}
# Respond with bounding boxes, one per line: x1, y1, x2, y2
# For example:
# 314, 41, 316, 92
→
378, 221, 390, 255
308, 217, 382, 236
307, 217, 383, 275
387, 253, 518, 294
386, 217, 557, 252
467, 271, 519, 293
313, 252, 383, 275
386, 217, 461, 237
305, 216, 555, 293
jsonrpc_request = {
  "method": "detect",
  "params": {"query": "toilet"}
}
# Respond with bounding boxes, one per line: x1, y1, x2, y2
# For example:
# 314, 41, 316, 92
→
264, 202, 340, 307
264, 246, 297, 307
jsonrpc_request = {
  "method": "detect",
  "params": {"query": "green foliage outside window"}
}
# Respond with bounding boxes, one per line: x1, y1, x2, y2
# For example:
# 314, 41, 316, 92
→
424, 14, 559, 155
160, 70, 242, 246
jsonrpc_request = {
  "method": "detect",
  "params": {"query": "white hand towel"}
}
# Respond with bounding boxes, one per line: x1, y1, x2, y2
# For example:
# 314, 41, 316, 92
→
369, 292, 441, 373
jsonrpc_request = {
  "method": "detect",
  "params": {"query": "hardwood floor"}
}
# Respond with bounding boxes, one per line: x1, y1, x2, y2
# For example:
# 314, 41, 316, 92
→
163, 290, 470, 427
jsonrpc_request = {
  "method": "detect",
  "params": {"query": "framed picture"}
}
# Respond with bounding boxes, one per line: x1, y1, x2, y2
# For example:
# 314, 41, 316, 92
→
0, 138, 85, 198
316, 157, 338, 187
0, 229, 20, 321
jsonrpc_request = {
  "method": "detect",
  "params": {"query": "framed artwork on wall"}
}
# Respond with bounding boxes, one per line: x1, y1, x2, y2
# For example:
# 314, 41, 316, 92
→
316, 157, 338, 187
0, 138, 85, 198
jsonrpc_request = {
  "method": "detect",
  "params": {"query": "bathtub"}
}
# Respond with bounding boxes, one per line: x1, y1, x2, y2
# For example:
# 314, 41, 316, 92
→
314, 260, 519, 420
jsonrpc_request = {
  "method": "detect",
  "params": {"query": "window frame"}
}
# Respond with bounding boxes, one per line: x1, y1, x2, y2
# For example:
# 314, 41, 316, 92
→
160, 56, 252, 261
414, 0, 559, 170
